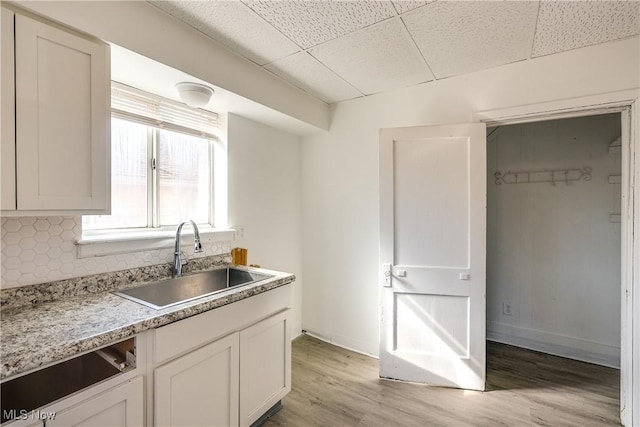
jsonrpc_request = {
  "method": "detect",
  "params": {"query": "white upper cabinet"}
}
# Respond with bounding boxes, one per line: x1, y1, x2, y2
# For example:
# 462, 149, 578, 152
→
1, 7, 16, 211
1, 7, 110, 214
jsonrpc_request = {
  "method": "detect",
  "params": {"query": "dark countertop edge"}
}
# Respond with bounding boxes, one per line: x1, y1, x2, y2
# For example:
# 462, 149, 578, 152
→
1, 268, 295, 381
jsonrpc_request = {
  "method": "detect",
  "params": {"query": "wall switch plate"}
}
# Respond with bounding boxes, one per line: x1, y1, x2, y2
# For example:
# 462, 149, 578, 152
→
503, 301, 513, 316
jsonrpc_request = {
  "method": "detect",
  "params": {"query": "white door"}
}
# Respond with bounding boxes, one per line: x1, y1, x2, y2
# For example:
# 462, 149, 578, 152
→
379, 123, 486, 390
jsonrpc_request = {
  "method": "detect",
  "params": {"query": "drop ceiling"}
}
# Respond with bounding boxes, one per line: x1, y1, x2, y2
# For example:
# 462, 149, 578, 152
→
149, 0, 640, 104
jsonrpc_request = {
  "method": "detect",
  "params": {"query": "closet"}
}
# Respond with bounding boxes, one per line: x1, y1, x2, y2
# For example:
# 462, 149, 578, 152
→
486, 113, 622, 368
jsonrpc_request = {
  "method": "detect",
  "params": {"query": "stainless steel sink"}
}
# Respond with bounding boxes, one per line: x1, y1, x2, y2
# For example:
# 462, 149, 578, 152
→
114, 267, 273, 310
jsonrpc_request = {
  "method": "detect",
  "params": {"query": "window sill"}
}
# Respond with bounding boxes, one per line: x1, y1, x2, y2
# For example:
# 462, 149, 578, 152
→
76, 228, 235, 258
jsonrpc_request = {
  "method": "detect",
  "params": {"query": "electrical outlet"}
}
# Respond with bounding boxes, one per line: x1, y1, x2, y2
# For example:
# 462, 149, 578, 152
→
502, 301, 513, 316
234, 227, 245, 240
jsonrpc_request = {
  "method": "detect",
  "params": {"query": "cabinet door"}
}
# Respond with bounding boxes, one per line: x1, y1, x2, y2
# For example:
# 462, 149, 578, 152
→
47, 376, 143, 427
14, 14, 110, 212
239, 310, 291, 427
1, 7, 15, 210
155, 333, 239, 427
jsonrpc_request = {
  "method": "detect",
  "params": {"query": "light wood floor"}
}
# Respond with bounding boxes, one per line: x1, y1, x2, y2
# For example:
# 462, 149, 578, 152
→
265, 335, 620, 427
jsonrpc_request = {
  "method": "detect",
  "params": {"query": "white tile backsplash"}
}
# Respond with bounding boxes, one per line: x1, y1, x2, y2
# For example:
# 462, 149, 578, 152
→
1, 216, 231, 288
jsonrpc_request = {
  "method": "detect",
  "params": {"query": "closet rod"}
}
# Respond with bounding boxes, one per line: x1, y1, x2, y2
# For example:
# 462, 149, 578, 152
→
494, 166, 592, 186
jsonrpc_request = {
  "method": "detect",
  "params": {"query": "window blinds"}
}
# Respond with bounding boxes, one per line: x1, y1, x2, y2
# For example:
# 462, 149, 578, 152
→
111, 82, 219, 140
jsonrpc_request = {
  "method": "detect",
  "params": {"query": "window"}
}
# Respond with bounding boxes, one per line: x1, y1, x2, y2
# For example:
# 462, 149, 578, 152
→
82, 83, 219, 233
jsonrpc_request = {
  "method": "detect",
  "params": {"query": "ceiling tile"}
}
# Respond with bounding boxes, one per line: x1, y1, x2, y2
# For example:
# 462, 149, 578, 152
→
532, 0, 640, 57
310, 18, 434, 95
149, 1, 300, 65
392, 1, 433, 15
242, 0, 397, 49
403, 1, 539, 79
265, 53, 363, 104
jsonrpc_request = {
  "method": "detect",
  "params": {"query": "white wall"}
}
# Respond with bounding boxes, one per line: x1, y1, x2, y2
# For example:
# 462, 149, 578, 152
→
486, 114, 621, 367
301, 36, 640, 357
227, 113, 303, 337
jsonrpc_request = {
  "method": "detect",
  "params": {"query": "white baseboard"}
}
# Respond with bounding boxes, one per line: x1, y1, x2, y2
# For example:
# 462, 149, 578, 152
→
302, 329, 379, 359
487, 321, 620, 368
300, 324, 620, 368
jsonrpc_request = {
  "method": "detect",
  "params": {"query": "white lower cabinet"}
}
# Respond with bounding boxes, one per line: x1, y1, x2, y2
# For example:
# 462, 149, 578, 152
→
152, 286, 292, 427
47, 376, 143, 427
154, 333, 240, 427
239, 310, 291, 427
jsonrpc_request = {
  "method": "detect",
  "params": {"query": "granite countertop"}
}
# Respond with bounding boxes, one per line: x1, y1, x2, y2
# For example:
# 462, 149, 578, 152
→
0, 265, 294, 381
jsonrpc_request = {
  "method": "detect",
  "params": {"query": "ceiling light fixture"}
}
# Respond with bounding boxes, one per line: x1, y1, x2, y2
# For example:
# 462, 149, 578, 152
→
175, 82, 214, 108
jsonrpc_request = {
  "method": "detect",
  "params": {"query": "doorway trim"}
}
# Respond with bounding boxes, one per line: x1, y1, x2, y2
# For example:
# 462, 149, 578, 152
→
473, 88, 639, 427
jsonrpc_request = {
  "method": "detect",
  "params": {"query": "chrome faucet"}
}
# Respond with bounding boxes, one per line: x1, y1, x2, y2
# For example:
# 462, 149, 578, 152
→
173, 220, 204, 277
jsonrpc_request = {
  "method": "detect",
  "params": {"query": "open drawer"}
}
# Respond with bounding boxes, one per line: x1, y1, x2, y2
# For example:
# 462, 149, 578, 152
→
1, 337, 136, 425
